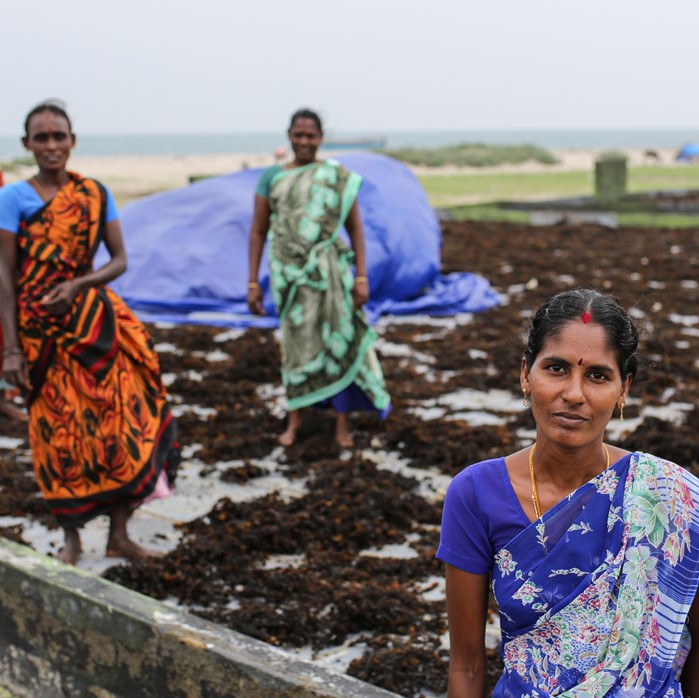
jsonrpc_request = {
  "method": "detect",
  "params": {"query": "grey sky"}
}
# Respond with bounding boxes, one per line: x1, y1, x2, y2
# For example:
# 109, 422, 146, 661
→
3, 0, 697, 136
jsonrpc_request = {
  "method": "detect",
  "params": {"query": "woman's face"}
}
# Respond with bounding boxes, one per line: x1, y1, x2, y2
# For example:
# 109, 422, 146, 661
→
288, 117, 322, 164
521, 320, 631, 451
22, 110, 75, 172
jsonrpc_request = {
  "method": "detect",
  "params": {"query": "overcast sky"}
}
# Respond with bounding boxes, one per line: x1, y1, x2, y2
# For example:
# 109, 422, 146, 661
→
2, 0, 697, 136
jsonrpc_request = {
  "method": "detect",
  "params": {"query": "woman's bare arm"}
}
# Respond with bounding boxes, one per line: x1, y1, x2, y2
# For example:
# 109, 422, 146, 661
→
247, 194, 270, 314
0, 229, 29, 388
344, 200, 369, 308
445, 564, 490, 698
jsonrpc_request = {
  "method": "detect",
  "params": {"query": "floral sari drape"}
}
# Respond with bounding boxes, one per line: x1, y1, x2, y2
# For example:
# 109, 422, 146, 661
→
492, 452, 699, 697
267, 160, 390, 412
16, 173, 178, 526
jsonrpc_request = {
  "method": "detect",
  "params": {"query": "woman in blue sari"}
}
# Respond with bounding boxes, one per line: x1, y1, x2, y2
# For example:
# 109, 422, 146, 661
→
438, 289, 699, 696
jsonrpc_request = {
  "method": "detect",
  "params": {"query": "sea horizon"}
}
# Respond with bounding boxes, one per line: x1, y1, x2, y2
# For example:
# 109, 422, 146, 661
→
1, 128, 699, 159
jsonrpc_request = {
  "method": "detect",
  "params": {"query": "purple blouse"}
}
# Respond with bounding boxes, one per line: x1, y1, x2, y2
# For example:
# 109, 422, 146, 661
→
436, 458, 531, 575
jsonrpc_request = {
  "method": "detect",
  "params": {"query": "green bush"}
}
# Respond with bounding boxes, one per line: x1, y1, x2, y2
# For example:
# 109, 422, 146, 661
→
381, 143, 558, 168
0, 156, 35, 172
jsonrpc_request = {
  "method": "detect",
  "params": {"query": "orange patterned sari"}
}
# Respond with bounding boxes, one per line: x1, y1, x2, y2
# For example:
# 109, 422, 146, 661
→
16, 173, 178, 526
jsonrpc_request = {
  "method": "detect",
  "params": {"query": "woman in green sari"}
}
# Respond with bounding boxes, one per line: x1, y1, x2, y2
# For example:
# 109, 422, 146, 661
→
248, 109, 390, 447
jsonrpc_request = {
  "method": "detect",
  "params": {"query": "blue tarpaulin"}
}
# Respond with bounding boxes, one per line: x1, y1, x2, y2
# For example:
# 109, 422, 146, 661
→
677, 144, 699, 161
96, 152, 500, 327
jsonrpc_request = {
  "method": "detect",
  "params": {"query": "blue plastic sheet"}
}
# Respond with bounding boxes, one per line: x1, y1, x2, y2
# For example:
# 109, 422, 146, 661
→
677, 144, 699, 161
96, 153, 500, 327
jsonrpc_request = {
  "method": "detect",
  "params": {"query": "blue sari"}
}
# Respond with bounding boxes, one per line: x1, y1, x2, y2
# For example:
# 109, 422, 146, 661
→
492, 452, 699, 696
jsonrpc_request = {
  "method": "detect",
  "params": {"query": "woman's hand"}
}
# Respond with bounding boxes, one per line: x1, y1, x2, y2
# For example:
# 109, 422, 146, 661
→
2, 350, 30, 391
41, 279, 79, 316
247, 284, 264, 315
352, 277, 369, 309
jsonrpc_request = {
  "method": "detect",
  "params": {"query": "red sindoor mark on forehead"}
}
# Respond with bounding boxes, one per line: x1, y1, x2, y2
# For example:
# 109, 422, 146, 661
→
578, 314, 590, 366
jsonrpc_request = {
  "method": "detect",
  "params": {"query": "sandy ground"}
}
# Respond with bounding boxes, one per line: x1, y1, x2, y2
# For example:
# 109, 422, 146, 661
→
2, 147, 680, 202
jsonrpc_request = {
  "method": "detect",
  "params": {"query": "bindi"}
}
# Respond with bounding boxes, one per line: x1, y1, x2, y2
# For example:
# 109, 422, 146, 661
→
578, 357, 584, 366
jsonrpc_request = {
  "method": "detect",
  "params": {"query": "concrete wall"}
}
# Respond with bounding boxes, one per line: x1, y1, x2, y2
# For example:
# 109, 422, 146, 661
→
0, 539, 399, 698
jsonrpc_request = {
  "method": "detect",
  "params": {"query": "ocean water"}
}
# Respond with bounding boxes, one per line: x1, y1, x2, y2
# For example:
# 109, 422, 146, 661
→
1, 129, 699, 159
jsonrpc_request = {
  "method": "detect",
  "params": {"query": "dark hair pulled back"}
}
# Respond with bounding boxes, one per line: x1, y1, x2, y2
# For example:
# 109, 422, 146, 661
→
523, 288, 639, 380
24, 99, 73, 137
288, 108, 323, 135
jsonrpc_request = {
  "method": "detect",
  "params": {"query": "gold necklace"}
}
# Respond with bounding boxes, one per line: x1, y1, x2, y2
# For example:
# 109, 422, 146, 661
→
528, 442, 610, 519
31, 176, 50, 201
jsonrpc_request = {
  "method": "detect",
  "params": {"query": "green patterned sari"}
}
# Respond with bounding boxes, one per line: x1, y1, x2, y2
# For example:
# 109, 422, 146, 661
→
267, 160, 390, 412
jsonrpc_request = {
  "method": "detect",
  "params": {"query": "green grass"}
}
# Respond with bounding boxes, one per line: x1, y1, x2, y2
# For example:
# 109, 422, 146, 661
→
419, 165, 699, 209
419, 170, 593, 207
0, 156, 34, 172
446, 203, 699, 228
446, 204, 531, 224
383, 143, 558, 168
628, 165, 699, 190
616, 212, 699, 228
434, 165, 699, 228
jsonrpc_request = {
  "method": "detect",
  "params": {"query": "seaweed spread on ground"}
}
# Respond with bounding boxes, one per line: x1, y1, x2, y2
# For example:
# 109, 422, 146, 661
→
3, 219, 699, 696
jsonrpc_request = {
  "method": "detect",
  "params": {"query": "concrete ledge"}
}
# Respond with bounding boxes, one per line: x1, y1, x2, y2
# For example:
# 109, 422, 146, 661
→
0, 539, 399, 698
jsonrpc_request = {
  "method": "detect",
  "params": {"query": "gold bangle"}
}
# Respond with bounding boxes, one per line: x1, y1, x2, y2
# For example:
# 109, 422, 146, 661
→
355, 276, 368, 283
248, 281, 260, 289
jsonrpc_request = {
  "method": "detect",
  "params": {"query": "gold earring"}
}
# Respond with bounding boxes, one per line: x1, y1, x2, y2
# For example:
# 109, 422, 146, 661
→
619, 402, 625, 421
522, 388, 529, 408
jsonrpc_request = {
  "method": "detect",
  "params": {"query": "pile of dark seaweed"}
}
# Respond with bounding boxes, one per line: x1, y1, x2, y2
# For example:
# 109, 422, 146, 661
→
3, 219, 699, 696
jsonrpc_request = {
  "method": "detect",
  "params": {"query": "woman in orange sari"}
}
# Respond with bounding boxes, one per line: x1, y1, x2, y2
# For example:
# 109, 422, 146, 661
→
0, 101, 178, 564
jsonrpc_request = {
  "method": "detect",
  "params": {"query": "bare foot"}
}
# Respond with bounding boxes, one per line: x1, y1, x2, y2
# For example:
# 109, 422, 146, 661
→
279, 410, 301, 447
0, 399, 27, 421
278, 426, 298, 447
57, 528, 82, 565
335, 432, 354, 448
335, 412, 354, 448
106, 537, 164, 561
